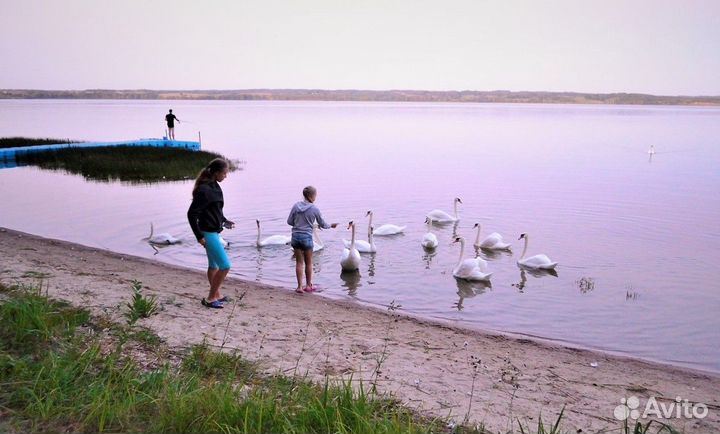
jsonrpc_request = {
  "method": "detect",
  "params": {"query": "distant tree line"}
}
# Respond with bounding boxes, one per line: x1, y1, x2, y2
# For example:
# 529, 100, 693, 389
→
1, 89, 718, 106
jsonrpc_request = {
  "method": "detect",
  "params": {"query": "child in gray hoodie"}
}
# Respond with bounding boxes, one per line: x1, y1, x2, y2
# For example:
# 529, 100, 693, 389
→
287, 186, 337, 293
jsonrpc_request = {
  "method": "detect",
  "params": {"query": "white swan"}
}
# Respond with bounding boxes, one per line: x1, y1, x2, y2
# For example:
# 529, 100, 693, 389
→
427, 197, 462, 223
452, 236, 492, 281
340, 221, 362, 271
312, 224, 324, 252
421, 217, 438, 249
147, 223, 181, 245
517, 233, 558, 270
343, 212, 377, 253
366, 210, 406, 236
473, 223, 511, 250
256, 219, 291, 247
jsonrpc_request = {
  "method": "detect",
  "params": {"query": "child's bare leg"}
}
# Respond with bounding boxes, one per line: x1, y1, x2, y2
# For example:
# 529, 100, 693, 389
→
304, 250, 313, 287
294, 248, 304, 293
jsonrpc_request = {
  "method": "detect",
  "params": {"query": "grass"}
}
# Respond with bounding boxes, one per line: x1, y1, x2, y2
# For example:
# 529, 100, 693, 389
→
0, 282, 455, 434
0, 281, 685, 434
15, 145, 239, 184
0, 137, 77, 149
124, 279, 158, 326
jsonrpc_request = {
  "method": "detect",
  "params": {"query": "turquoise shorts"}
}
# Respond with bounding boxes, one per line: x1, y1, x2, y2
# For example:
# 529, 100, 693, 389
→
202, 231, 231, 270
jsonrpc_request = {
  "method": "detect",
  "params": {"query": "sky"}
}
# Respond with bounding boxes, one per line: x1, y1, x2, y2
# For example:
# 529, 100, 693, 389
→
1, 0, 719, 95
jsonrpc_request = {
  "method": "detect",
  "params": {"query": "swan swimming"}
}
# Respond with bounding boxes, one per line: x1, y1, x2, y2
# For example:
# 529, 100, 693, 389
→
340, 221, 362, 271
427, 197, 462, 223
343, 215, 377, 253
147, 223, 181, 245
366, 210, 406, 236
517, 233, 558, 270
421, 217, 438, 249
452, 236, 492, 281
256, 220, 291, 247
473, 223, 511, 250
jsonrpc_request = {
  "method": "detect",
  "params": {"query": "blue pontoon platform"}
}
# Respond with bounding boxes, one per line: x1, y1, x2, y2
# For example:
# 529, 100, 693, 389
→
0, 138, 201, 168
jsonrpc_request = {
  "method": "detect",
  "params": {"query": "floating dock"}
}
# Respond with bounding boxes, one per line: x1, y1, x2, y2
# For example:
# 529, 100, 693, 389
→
0, 138, 201, 168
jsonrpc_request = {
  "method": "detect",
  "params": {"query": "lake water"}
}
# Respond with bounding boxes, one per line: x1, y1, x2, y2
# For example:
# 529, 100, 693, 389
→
1, 99, 719, 373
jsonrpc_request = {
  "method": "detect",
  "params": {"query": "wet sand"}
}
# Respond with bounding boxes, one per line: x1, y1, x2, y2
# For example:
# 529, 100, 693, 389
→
1, 227, 717, 433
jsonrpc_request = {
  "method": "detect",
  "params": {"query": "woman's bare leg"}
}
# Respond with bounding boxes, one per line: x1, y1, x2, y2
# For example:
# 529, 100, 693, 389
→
208, 269, 229, 301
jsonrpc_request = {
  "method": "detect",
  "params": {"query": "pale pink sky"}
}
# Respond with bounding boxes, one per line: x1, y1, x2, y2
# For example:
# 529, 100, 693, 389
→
1, 0, 719, 95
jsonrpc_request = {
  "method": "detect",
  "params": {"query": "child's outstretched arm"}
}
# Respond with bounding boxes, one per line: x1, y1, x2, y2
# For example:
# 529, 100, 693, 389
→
315, 208, 338, 229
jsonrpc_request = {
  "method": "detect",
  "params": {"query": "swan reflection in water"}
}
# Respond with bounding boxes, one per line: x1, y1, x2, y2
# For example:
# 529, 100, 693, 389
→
340, 270, 362, 297
454, 278, 491, 311
451, 221, 460, 239
422, 248, 437, 269
512, 268, 559, 292
476, 246, 513, 261
255, 248, 267, 282
367, 253, 376, 278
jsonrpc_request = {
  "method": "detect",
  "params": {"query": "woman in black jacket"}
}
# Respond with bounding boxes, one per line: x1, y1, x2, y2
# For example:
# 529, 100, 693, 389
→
187, 158, 235, 309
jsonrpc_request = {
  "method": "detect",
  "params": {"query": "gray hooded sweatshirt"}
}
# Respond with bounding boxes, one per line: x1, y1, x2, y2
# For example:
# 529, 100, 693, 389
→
287, 201, 330, 235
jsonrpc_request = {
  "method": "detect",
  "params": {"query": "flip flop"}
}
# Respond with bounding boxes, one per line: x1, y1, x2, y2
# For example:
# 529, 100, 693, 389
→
295, 288, 304, 294
303, 285, 319, 293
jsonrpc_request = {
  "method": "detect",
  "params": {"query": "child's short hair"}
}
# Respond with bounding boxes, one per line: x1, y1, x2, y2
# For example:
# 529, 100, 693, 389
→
303, 185, 317, 201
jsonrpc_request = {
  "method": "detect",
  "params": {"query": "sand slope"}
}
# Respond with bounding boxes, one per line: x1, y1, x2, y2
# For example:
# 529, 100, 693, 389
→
1, 228, 717, 433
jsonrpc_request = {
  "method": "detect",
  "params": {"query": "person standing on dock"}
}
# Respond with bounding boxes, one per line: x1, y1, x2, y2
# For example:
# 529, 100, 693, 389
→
165, 109, 180, 140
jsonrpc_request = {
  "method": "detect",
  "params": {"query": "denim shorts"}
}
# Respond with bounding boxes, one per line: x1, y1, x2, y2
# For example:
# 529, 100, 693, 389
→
290, 232, 313, 251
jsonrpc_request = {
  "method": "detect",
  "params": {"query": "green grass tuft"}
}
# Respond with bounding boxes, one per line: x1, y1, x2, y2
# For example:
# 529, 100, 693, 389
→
124, 280, 158, 326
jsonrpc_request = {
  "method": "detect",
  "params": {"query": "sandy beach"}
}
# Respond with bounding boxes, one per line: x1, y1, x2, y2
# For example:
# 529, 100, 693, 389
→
1, 227, 717, 433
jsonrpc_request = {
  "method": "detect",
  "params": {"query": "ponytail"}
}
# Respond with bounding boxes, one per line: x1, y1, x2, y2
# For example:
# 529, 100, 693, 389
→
193, 158, 229, 194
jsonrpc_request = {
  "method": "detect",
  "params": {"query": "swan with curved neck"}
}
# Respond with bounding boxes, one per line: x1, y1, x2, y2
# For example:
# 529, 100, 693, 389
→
421, 217, 438, 249
367, 210, 406, 236
427, 198, 462, 223
343, 211, 377, 253
473, 223, 511, 250
147, 222, 181, 245
340, 221, 361, 271
517, 233, 558, 270
256, 219, 291, 247
452, 236, 492, 281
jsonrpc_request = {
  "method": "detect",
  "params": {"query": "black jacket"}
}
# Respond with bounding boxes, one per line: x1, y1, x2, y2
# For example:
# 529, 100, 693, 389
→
187, 181, 226, 241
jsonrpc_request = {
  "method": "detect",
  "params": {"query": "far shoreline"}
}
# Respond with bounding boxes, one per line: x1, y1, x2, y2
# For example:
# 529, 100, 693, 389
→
2, 88, 720, 107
